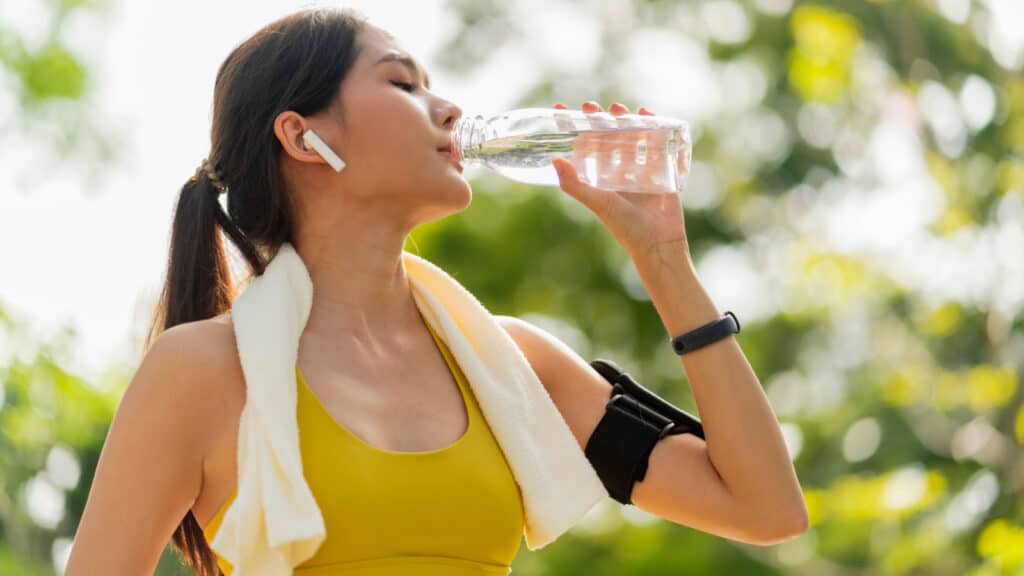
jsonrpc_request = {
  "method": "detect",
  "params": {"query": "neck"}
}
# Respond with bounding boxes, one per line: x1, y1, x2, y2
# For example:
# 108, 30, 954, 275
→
293, 212, 425, 358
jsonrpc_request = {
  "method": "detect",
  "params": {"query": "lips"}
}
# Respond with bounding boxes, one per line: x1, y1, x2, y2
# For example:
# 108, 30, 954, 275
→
437, 142, 463, 172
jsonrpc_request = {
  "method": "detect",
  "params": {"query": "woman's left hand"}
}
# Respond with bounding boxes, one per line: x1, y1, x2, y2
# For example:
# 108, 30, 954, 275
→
551, 101, 689, 261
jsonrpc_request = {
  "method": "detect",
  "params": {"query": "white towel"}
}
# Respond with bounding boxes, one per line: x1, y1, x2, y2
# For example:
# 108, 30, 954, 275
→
210, 242, 607, 575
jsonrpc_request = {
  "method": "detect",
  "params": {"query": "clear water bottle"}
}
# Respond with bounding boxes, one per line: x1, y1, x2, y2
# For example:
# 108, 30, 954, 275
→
450, 107, 692, 195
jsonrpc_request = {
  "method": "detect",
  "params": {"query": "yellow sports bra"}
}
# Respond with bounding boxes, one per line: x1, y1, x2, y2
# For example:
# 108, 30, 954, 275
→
203, 320, 525, 575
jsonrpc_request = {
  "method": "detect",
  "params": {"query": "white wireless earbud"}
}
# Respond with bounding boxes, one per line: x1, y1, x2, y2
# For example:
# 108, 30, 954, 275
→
302, 129, 346, 172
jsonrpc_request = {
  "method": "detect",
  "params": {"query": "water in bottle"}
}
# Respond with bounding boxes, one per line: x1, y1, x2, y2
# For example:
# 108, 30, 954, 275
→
450, 107, 692, 195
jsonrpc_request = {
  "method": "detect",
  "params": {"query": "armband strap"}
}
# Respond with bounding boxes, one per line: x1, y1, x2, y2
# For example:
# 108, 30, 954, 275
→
584, 358, 705, 505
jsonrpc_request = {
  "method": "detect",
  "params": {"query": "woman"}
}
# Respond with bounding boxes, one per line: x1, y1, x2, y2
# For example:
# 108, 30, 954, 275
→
67, 7, 807, 575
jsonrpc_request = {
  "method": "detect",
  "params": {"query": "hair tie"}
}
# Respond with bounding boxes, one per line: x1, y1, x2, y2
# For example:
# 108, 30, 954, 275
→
190, 158, 228, 194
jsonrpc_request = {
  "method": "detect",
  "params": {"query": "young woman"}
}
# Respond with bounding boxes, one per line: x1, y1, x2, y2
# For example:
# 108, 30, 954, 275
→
66, 7, 807, 575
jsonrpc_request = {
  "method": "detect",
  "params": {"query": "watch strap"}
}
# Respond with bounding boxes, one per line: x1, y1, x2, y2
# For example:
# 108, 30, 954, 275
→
670, 311, 740, 355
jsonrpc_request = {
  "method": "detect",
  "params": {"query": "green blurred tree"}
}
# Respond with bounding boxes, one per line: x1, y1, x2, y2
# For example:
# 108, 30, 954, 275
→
0, 0, 118, 193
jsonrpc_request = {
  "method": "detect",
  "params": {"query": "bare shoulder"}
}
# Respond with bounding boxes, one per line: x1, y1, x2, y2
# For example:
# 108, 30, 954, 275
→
160, 312, 247, 442
494, 315, 590, 380
165, 310, 235, 350
135, 312, 246, 457
494, 315, 613, 450
156, 313, 244, 405
65, 312, 244, 574
115, 313, 247, 514
494, 314, 611, 389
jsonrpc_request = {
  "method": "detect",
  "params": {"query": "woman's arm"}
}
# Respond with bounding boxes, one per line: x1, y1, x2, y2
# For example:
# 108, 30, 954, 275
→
496, 244, 806, 546
498, 311, 804, 545
65, 323, 220, 574
631, 240, 807, 539
540, 98, 806, 543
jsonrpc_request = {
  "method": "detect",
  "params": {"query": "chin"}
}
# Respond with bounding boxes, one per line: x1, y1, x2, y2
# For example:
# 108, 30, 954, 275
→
436, 175, 472, 203
413, 180, 472, 224
455, 190, 472, 213
444, 181, 472, 213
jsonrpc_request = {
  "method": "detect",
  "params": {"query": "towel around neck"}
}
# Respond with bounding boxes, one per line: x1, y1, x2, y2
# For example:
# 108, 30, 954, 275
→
209, 242, 607, 575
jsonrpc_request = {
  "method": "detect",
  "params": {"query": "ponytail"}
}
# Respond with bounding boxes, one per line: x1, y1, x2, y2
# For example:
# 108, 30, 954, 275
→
146, 166, 263, 575
140, 169, 231, 575
146, 169, 234, 350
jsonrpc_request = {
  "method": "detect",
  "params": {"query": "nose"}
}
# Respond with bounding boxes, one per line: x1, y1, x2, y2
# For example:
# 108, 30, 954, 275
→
436, 99, 462, 130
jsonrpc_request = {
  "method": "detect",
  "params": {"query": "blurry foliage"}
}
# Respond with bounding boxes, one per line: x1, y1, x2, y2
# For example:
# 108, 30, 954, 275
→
3, 42, 87, 102
0, 0, 117, 191
2, 0, 1024, 574
0, 304, 112, 573
787, 5, 861, 102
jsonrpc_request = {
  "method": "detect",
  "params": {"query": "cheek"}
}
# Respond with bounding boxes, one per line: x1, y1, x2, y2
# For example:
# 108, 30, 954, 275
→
344, 92, 435, 172
353, 98, 421, 149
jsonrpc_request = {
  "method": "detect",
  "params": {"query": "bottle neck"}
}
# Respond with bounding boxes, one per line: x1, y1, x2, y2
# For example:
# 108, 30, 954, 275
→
451, 115, 486, 163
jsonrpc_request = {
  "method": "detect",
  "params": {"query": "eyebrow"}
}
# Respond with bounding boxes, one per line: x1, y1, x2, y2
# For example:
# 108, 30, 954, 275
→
375, 52, 431, 90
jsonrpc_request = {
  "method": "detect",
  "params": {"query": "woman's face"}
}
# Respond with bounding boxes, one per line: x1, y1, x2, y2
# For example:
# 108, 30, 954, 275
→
311, 26, 468, 222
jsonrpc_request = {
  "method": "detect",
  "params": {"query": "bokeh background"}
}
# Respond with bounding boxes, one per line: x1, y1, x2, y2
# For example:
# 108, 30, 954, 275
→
2, 0, 1023, 574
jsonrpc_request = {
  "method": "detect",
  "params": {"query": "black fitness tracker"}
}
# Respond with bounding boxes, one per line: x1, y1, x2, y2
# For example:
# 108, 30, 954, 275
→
670, 311, 740, 355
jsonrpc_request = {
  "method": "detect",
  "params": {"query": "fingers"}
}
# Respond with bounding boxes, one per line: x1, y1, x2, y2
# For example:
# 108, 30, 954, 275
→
553, 101, 654, 115
550, 101, 657, 183
609, 102, 629, 115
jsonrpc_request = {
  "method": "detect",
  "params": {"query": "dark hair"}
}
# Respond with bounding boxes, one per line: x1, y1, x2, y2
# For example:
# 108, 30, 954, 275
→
143, 7, 369, 575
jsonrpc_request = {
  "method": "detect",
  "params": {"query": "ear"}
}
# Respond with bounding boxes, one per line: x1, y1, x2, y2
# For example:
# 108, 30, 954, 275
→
273, 110, 335, 167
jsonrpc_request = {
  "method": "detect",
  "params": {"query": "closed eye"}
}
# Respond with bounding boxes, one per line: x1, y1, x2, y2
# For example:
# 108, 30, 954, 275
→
391, 81, 415, 93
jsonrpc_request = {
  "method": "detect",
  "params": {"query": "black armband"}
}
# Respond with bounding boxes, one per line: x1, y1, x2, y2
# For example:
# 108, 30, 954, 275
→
584, 358, 704, 506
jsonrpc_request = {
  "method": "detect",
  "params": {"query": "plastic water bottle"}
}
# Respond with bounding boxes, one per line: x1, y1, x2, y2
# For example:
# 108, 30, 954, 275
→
450, 107, 692, 195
